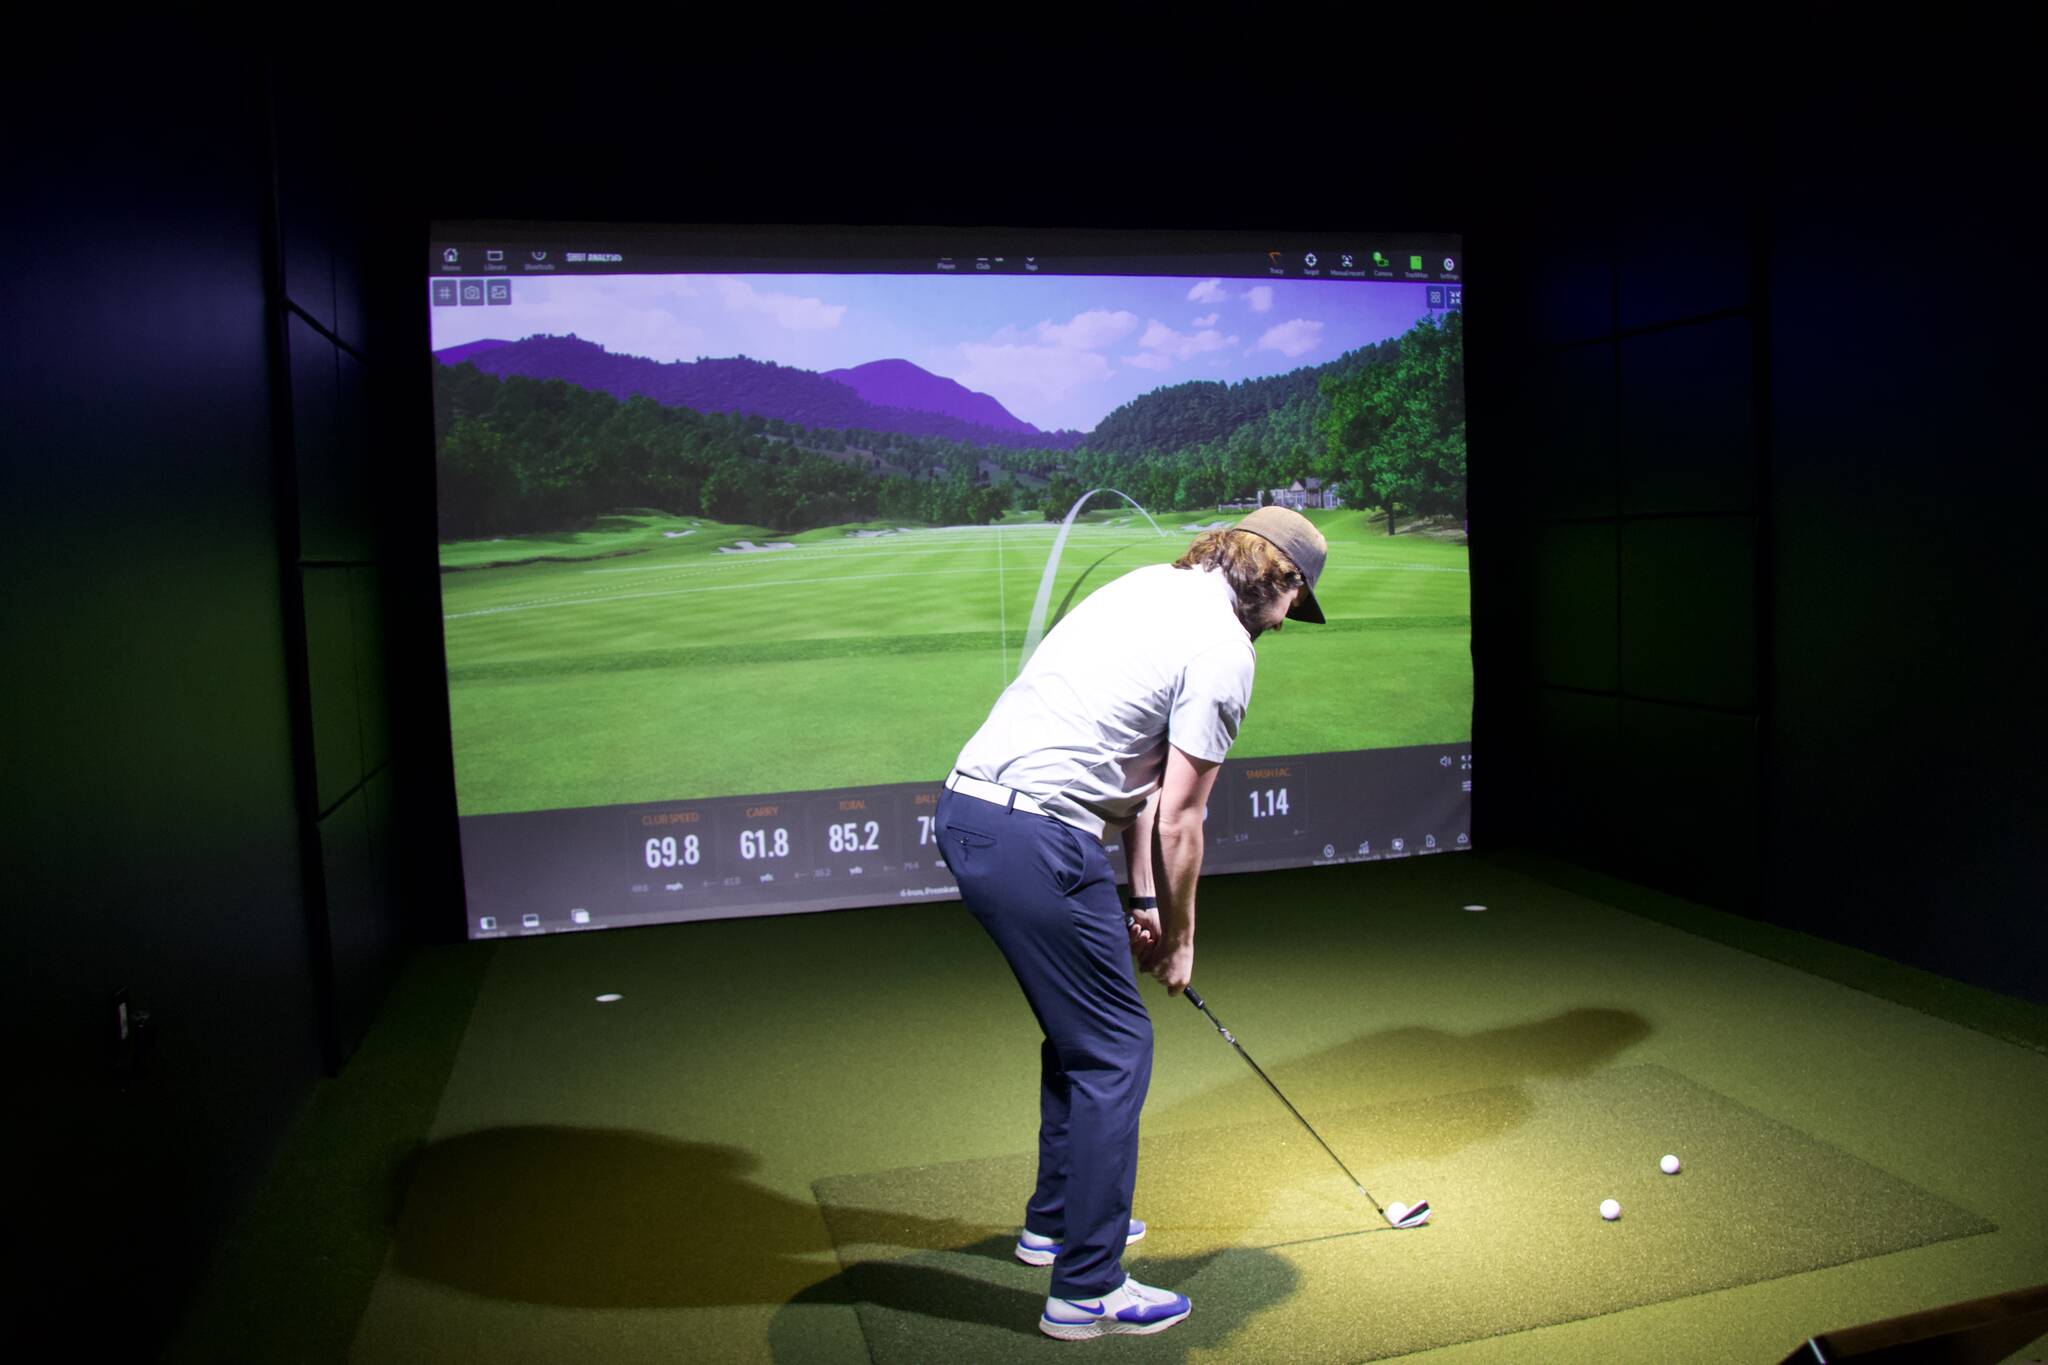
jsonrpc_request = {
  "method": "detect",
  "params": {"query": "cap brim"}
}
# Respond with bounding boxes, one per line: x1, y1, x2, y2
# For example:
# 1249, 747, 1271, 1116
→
1287, 586, 1325, 625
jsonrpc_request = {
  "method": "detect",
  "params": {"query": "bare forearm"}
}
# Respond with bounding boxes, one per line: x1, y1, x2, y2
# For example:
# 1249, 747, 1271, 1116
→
1157, 812, 1203, 945
1144, 744, 1218, 996
1126, 792, 1158, 899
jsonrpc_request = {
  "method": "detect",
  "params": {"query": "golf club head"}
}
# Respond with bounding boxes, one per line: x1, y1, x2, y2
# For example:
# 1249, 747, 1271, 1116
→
1389, 1199, 1432, 1228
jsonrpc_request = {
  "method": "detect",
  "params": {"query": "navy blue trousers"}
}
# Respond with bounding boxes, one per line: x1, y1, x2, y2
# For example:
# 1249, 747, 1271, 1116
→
935, 788, 1153, 1299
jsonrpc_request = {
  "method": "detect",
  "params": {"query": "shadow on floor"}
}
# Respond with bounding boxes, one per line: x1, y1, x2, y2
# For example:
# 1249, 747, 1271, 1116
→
1159, 1006, 1652, 1161
384, 1009, 1646, 1314
388, 1131, 969, 1309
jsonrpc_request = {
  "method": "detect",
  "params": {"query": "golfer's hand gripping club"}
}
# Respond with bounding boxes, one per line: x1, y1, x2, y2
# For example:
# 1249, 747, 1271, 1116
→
1124, 906, 1188, 993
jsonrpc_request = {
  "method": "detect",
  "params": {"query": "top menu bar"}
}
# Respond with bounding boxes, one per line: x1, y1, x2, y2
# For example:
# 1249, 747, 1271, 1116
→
427, 242, 1465, 284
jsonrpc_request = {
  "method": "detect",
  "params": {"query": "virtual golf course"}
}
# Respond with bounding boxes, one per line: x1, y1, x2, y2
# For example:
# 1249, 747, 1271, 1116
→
430, 271, 1471, 822
438, 507, 1472, 816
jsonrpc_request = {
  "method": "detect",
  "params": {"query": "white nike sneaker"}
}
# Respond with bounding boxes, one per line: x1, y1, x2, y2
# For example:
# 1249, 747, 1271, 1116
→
1039, 1276, 1190, 1340
1014, 1217, 1147, 1267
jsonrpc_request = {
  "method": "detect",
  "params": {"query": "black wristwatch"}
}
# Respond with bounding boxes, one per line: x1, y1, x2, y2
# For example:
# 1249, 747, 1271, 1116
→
1127, 895, 1158, 910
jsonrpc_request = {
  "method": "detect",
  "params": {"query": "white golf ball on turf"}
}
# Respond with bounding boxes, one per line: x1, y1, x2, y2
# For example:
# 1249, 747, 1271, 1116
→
1600, 1198, 1622, 1221
1660, 1154, 1682, 1175
1386, 1202, 1408, 1222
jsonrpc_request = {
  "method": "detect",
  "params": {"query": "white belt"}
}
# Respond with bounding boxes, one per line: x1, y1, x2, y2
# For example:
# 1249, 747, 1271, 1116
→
945, 771, 1050, 816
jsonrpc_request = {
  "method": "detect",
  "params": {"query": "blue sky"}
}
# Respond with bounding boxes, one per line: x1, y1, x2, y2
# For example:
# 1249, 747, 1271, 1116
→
429, 273, 1440, 433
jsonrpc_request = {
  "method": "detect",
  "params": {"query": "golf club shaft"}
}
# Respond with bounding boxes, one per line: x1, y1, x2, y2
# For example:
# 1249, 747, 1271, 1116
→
1182, 986, 1386, 1213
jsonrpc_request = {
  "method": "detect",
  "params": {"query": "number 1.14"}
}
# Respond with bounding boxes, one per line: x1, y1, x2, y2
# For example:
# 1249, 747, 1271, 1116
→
1249, 787, 1290, 819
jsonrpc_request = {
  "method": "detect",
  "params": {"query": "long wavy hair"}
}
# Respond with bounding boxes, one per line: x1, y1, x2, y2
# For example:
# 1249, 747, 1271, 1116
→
1172, 529, 1303, 636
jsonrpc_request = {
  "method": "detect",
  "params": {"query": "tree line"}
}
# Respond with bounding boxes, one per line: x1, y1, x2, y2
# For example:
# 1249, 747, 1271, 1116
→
432, 364, 1016, 539
1039, 311, 1464, 528
432, 310, 1463, 539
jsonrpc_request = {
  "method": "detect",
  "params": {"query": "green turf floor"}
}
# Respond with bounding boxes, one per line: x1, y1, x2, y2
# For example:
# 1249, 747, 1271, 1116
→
814, 1065, 1993, 1361
171, 853, 2048, 1363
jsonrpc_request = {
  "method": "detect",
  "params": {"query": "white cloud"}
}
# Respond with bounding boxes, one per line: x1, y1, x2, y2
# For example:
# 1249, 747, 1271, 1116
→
1123, 353, 1173, 371
946, 309, 1139, 424
1191, 312, 1219, 328
1256, 318, 1324, 358
1187, 279, 1227, 303
955, 342, 1116, 411
1136, 319, 1236, 362
1034, 309, 1138, 349
1244, 285, 1275, 313
714, 276, 846, 330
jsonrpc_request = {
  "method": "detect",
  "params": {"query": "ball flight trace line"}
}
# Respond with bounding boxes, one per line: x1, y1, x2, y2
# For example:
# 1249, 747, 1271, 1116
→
1176, 975, 1432, 1230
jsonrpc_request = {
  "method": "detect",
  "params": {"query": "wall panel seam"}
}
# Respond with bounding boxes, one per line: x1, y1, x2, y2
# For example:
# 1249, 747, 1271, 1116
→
283, 299, 367, 364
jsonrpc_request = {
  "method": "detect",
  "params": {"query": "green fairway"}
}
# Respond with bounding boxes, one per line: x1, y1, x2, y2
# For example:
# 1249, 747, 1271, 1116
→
438, 508, 1470, 814
812, 1065, 1993, 1363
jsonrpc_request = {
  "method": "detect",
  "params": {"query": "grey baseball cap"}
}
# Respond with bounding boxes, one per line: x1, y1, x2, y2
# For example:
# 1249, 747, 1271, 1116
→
1233, 506, 1328, 623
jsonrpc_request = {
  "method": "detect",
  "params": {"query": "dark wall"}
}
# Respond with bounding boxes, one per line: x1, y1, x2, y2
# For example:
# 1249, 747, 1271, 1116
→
4, 63, 322, 1348
1472, 128, 1768, 915
4, 58, 430, 1349
1470, 84, 2043, 1000
271, 75, 433, 1070
1763, 99, 2043, 995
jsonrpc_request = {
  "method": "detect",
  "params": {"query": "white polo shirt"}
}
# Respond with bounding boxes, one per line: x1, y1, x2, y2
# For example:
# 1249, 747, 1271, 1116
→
952, 563, 1255, 836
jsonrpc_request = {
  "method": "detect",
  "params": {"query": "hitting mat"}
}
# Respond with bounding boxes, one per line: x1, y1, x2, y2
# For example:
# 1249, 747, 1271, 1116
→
809, 1064, 1995, 1362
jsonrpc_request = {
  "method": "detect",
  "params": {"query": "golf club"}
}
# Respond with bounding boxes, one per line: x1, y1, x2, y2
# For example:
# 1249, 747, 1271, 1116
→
1182, 986, 1430, 1229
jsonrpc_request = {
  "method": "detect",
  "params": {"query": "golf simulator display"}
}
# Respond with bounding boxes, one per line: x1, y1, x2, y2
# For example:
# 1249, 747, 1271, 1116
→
1183, 985, 1432, 1230
428, 226, 1472, 938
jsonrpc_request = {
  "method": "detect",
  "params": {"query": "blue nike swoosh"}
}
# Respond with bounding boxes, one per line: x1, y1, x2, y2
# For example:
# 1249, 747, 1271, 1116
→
1046, 1300, 1105, 1320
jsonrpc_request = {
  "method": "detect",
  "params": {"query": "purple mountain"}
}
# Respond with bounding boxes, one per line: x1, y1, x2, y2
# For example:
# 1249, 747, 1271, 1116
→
824, 359, 1037, 436
433, 338, 513, 366
432, 335, 1083, 450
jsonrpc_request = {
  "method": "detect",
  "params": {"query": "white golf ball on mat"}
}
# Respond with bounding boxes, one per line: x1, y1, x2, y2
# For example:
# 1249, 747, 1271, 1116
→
1386, 1202, 1408, 1222
1600, 1199, 1622, 1221
1661, 1154, 1682, 1175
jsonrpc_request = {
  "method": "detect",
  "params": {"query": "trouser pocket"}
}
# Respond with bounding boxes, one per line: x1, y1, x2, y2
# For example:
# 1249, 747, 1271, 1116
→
935, 790, 997, 874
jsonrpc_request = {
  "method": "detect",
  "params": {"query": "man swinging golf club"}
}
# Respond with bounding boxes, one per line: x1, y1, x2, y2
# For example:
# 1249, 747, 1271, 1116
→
935, 505, 1327, 1341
